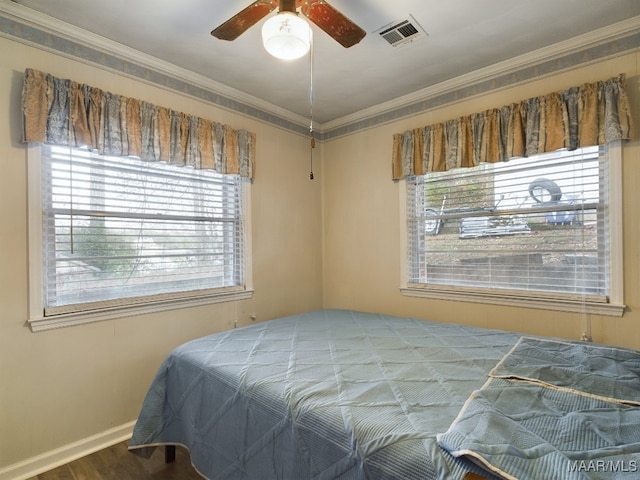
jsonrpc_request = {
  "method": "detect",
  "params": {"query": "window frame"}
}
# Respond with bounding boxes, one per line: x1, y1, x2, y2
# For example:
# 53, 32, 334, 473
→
399, 141, 624, 317
27, 144, 253, 332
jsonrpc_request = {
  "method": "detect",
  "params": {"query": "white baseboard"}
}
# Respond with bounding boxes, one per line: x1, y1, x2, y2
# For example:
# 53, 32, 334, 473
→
0, 421, 136, 480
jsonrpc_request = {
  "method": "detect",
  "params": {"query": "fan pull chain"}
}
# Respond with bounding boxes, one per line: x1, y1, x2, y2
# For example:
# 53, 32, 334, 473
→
308, 28, 315, 180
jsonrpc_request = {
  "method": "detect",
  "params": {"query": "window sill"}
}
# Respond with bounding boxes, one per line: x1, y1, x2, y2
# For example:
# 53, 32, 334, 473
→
28, 289, 254, 332
400, 286, 625, 317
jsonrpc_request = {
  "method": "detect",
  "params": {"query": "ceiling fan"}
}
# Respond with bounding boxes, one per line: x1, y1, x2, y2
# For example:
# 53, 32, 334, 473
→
211, 0, 366, 59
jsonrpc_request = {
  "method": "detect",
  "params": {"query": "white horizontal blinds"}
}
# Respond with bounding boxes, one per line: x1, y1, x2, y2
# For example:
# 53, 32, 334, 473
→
407, 146, 608, 298
42, 145, 245, 313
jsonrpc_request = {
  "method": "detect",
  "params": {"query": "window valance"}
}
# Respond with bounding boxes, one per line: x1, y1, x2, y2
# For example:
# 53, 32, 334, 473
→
21, 68, 255, 180
392, 74, 633, 180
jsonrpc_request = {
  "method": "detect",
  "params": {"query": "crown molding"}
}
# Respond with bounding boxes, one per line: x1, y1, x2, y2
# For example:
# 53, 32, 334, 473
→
0, 0, 310, 130
323, 15, 640, 136
2, 1, 639, 140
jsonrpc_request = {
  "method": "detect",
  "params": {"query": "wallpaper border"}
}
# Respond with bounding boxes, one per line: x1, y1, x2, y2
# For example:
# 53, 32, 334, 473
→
324, 31, 640, 140
1, 7, 639, 142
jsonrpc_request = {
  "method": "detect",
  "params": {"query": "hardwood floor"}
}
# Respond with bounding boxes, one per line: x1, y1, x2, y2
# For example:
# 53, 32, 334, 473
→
27, 441, 204, 480
25, 441, 491, 480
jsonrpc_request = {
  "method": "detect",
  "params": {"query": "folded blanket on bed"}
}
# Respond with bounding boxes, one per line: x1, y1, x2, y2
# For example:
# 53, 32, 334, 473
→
491, 337, 640, 406
437, 338, 640, 480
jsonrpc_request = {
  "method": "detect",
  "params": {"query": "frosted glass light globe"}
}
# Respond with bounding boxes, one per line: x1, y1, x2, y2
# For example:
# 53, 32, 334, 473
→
262, 12, 311, 60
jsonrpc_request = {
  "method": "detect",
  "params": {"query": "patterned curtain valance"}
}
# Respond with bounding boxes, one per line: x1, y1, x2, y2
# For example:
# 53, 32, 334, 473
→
392, 74, 633, 180
21, 69, 255, 180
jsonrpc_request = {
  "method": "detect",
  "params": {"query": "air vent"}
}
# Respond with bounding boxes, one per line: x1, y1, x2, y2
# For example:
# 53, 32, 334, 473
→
375, 15, 427, 47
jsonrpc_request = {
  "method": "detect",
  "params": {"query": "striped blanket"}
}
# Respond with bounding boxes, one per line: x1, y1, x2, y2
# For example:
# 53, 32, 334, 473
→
437, 337, 640, 479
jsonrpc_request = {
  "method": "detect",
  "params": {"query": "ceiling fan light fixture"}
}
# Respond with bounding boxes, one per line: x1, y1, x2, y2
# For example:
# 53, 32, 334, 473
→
262, 12, 311, 60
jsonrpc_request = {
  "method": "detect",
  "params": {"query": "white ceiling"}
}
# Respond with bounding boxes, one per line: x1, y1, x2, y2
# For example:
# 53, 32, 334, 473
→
9, 0, 640, 125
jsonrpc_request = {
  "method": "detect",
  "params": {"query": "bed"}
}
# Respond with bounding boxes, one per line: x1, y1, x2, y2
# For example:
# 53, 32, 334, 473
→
129, 309, 640, 479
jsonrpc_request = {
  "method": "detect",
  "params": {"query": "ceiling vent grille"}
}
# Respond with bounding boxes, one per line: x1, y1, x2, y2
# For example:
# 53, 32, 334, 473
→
376, 15, 427, 47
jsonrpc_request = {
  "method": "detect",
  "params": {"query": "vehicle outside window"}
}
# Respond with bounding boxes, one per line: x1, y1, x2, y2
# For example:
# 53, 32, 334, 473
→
406, 145, 609, 299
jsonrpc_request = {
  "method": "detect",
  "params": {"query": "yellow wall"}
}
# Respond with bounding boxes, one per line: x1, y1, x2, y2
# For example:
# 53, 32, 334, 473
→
322, 53, 640, 350
0, 37, 323, 471
1, 28, 640, 478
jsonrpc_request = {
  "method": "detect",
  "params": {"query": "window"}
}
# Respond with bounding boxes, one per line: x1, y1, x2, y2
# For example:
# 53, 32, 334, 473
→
28, 144, 252, 330
401, 143, 623, 315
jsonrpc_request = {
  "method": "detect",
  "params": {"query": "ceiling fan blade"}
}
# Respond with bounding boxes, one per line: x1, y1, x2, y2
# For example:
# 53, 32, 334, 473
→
211, 0, 279, 41
298, 0, 366, 48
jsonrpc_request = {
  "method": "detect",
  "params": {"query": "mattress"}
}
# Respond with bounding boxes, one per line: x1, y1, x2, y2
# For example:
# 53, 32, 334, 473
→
128, 309, 521, 479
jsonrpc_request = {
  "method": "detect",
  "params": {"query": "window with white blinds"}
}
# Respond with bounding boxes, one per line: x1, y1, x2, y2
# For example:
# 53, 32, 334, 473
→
39, 144, 248, 316
406, 145, 612, 301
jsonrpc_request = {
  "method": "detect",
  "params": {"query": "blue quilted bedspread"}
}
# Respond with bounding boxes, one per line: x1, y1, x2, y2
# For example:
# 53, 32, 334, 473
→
129, 309, 519, 479
437, 337, 640, 480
